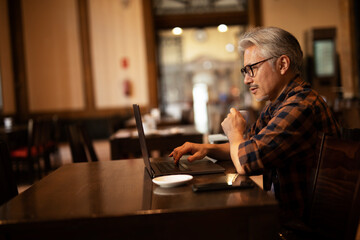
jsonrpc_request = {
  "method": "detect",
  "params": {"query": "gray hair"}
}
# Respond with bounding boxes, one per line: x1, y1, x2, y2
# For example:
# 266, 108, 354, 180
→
238, 27, 303, 75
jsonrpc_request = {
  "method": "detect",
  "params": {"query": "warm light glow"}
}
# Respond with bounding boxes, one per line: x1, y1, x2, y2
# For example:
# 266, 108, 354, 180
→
217, 24, 228, 32
193, 83, 209, 134
225, 43, 235, 52
226, 173, 238, 185
172, 27, 183, 35
202, 61, 213, 70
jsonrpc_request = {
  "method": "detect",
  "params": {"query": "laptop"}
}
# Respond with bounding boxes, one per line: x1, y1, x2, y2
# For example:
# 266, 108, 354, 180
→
133, 104, 225, 178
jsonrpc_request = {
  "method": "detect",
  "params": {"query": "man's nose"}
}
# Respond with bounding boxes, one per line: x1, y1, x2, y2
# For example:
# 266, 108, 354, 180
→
243, 74, 253, 85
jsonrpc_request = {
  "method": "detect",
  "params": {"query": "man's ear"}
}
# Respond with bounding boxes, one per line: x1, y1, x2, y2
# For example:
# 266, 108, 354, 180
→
278, 55, 290, 75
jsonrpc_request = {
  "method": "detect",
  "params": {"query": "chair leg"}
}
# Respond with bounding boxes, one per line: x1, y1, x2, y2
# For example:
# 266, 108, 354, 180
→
44, 153, 52, 174
12, 158, 21, 184
27, 156, 42, 183
35, 157, 42, 180
51, 150, 62, 168
27, 157, 36, 183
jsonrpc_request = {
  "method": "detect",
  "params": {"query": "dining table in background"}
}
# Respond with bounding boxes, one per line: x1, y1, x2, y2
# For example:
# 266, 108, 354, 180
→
0, 159, 278, 240
0, 124, 28, 150
109, 125, 204, 160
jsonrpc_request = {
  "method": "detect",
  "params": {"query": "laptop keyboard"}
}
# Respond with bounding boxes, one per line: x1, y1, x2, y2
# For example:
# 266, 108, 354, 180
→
153, 161, 189, 173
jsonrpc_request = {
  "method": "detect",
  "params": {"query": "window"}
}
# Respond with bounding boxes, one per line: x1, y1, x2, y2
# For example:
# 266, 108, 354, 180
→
157, 26, 248, 133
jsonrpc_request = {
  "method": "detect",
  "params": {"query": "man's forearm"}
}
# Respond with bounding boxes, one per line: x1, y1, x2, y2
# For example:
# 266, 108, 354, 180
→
205, 143, 231, 161
229, 141, 246, 174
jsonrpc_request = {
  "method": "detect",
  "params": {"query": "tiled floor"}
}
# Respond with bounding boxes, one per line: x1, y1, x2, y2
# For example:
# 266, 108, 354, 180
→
17, 140, 111, 193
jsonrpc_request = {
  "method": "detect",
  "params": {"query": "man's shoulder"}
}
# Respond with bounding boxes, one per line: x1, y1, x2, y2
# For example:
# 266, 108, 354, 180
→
285, 81, 323, 104
275, 84, 330, 116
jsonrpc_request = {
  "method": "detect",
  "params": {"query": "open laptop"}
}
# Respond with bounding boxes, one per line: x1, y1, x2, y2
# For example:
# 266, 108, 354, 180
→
133, 104, 225, 178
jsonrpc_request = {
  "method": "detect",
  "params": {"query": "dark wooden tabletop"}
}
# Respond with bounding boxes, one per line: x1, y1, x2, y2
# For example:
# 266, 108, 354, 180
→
0, 159, 279, 240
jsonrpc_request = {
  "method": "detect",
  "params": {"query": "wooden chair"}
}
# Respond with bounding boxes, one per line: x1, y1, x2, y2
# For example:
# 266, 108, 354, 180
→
308, 132, 360, 240
341, 127, 360, 141
37, 116, 60, 172
280, 130, 360, 240
66, 123, 98, 162
0, 141, 18, 206
10, 119, 44, 183
9, 116, 60, 182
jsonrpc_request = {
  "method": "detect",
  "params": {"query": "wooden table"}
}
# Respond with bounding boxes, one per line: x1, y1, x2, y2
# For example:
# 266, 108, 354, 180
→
0, 124, 28, 150
110, 125, 203, 159
0, 159, 279, 240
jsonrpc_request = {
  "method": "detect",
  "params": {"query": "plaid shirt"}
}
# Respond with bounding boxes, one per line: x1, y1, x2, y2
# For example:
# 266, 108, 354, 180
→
238, 77, 340, 221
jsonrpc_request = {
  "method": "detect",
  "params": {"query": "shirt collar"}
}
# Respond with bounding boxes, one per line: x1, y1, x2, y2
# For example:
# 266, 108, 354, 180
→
268, 74, 304, 111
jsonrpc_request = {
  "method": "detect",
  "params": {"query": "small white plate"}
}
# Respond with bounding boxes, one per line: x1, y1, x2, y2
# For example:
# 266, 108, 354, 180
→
152, 174, 193, 188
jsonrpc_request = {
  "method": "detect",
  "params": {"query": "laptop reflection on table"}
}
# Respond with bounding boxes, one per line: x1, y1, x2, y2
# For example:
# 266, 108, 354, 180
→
133, 104, 225, 178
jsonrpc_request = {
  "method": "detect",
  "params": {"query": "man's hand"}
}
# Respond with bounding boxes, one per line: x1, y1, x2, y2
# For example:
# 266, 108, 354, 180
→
221, 108, 246, 143
169, 142, 208, 165
221, 108, 246, 174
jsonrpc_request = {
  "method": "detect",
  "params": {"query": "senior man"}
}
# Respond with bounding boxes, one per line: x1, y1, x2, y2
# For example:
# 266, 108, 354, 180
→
170, 26, 340, 223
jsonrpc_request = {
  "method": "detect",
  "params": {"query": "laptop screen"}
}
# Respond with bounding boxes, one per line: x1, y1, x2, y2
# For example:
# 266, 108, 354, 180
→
133, 104, 154, 177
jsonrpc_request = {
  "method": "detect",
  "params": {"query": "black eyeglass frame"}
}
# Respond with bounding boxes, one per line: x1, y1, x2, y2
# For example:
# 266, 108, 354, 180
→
240, 57, 277, 77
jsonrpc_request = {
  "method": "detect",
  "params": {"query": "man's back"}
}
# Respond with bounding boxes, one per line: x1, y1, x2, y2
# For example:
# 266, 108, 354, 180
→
243, 77, 340, 222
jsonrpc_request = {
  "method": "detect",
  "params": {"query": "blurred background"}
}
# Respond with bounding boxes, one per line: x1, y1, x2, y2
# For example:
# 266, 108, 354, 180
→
0, 0, 359, 138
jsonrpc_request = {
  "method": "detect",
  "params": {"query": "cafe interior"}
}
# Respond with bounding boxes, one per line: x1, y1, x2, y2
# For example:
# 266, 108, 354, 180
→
0, 0, 360, 239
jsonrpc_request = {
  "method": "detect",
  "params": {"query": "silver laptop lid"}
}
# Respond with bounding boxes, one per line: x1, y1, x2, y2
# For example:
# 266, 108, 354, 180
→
133, 104, 155, 177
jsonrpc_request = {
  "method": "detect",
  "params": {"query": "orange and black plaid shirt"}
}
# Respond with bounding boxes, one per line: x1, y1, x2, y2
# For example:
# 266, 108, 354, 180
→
238, 77, 340, 221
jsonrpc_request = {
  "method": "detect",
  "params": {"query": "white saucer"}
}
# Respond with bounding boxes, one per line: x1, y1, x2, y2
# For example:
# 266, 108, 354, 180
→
152, 174, 193, 188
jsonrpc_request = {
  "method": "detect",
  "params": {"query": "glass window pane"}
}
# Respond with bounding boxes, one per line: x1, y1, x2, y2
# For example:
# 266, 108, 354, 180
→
314, 39, 335, 77
158, 25, 248, 133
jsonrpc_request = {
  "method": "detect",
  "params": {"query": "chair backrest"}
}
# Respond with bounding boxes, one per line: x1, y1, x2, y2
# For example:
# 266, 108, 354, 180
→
0, 141, 18, 206
26, 118, 44, 153
66, 124, 98, 163
309, 131, 360, 240
27, 118, 36, 148
36, 116, 58, 147
341, 127, 360, 141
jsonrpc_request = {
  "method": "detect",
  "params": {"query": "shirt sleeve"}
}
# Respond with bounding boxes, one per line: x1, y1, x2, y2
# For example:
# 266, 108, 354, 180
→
238, 96, 317, 174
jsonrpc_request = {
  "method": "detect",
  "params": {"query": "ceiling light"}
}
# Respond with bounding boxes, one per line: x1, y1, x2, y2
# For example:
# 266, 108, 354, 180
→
172, 27, 183, 35
218, 24, 228, 33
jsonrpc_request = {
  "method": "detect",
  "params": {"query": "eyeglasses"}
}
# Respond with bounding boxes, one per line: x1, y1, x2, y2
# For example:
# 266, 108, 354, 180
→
240, 57, 276, 77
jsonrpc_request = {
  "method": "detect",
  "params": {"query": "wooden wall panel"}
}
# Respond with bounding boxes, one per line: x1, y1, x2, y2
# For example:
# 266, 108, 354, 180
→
22, 0, 85, 112
0, 0, 16, 114
88, 0, 149, 109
